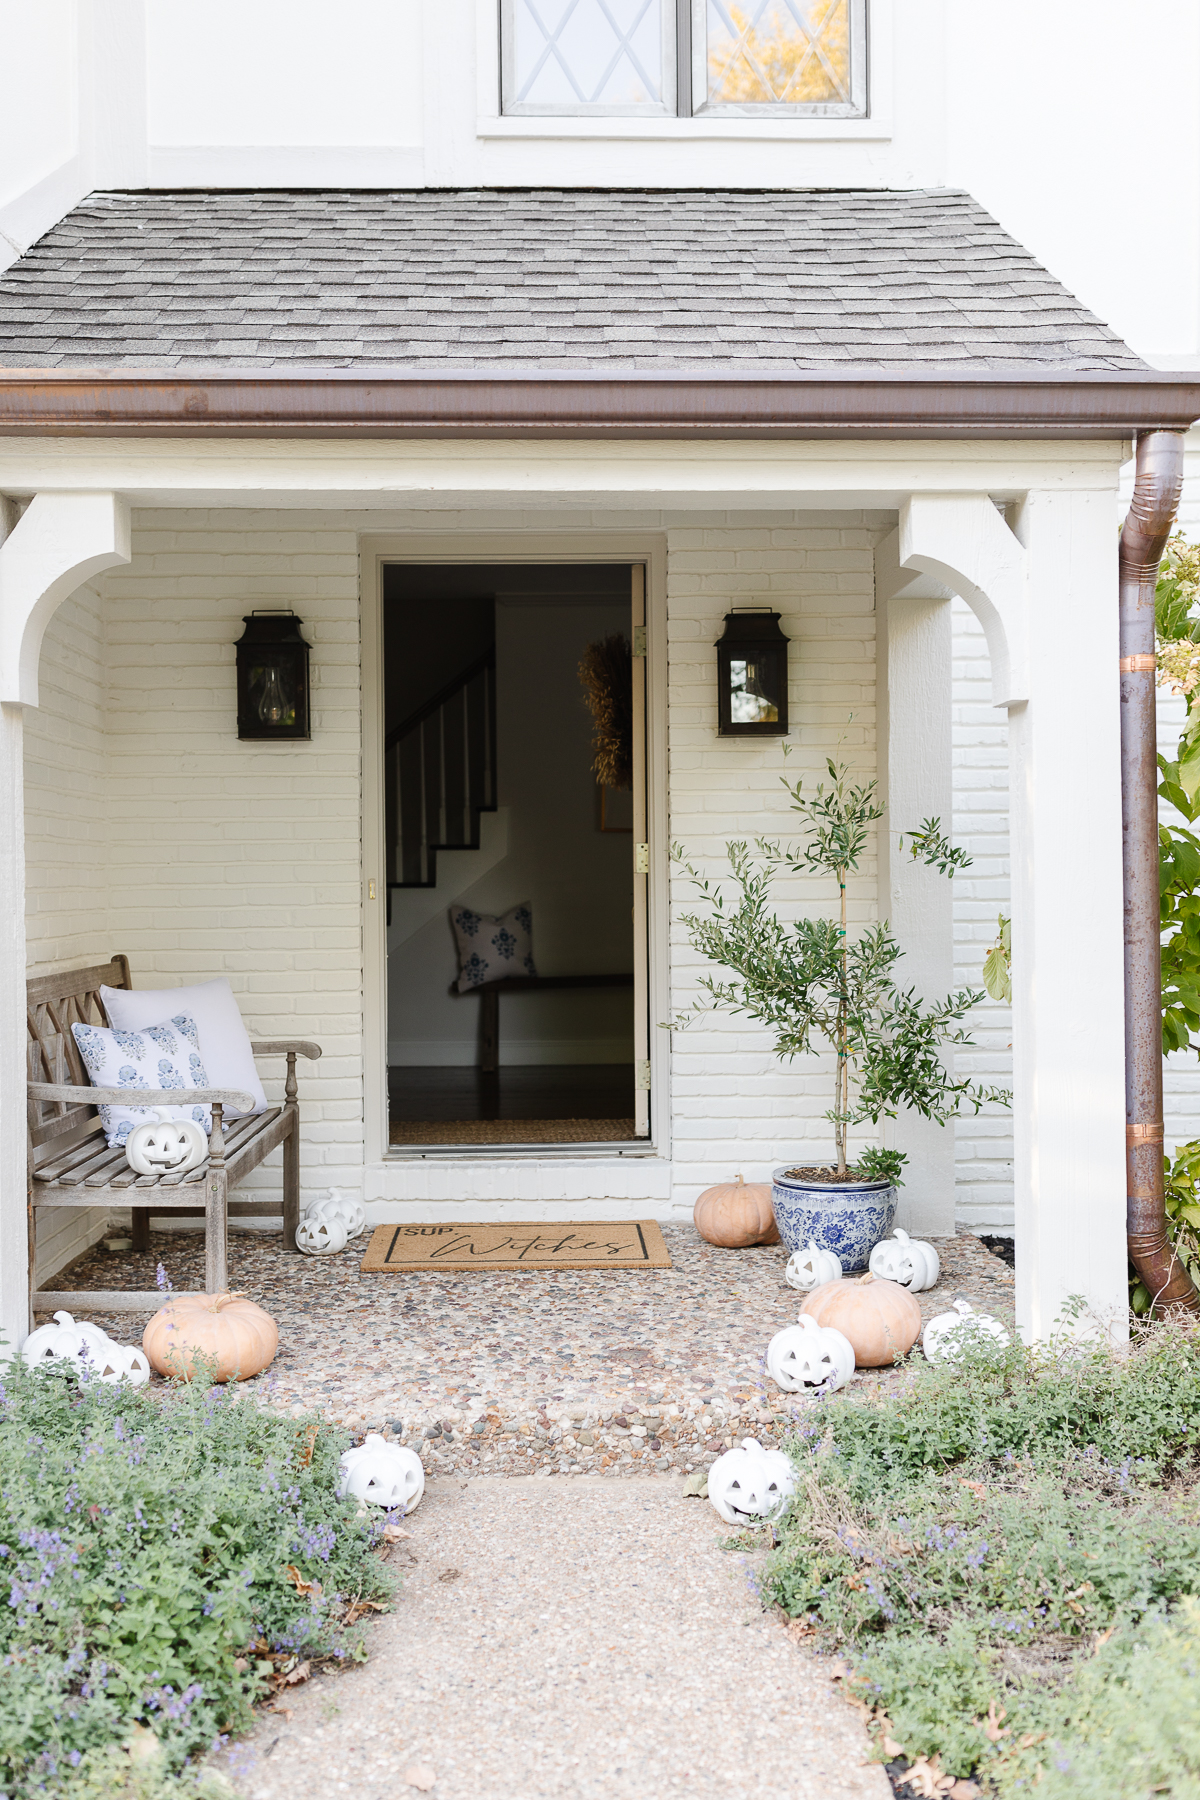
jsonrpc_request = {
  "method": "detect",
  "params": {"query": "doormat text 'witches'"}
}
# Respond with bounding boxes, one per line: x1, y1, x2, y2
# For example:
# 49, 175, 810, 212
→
361, 1221, 671, 1272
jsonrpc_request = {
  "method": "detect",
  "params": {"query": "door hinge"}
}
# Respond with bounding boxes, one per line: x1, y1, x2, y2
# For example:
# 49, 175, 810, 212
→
634, 842, 650, 874
368, 879, 377, 901
635, 1059, 652, 1092
632, 626, 647, 658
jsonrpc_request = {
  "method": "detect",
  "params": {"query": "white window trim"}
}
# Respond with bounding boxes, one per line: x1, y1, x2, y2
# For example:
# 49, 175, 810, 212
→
478, 0, 891, 139
495, 0, 869, 122
477, 112, 890, 140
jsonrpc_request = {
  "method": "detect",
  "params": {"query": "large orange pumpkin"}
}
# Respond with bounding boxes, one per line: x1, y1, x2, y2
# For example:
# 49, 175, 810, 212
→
694, 1174, 780, 1248
800, 1274, 922, 1367
142, 1292, 278, 1384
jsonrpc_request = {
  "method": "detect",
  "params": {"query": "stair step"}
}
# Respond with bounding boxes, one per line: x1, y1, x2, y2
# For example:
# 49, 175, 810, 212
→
385, 649, 497, 894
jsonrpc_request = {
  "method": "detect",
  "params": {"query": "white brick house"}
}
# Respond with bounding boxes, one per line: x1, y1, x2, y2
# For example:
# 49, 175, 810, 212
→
2, 1, 1199, 1349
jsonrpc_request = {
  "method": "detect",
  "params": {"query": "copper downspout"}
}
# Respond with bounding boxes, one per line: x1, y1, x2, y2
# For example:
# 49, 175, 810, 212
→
1120, 428, 1200, 1311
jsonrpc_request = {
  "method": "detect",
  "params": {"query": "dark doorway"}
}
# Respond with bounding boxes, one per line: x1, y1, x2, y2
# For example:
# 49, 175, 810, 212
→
383, 563, 641, 1148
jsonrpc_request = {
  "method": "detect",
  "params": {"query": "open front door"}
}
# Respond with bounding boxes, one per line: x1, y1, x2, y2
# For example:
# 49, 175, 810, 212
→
381, 557, 648, 1150
632, 565, 650, 1138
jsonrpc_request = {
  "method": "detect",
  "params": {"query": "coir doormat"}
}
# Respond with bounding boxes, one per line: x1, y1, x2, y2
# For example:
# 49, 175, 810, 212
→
361, 1221, 671, 1272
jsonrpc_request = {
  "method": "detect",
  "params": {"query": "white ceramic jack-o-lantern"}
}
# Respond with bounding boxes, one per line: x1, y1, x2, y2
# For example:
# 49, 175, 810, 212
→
337, 1434, 425, 1513
307, 1188, 366, 1239
124, 1109, 208, 1177
922, 1298, 1012, 1365
869, 1228, 941, 1292
785, 1240, 843, 1293
20, 1311, 150, 1384
295, 1213, 349, 1256
766, 1313, 855, 1393
21, 1311, 110, 1369
90, 1341, 152, 1387
707, 1437, 796, 1528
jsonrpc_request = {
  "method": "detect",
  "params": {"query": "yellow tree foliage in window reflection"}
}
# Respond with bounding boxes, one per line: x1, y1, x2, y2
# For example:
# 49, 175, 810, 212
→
707, 0, 850, 105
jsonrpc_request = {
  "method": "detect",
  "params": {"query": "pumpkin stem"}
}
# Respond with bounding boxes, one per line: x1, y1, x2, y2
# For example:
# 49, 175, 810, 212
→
856, 1273, 876, 1285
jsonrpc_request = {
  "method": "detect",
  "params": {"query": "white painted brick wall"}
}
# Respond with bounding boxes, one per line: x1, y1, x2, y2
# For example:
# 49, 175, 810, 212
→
665, 513, 890, 1212
951, 597, 1014, 1230
23, 585, 114, 1277
24, 513, 368, 1279
98, 511, 365, 1218
25, 586, 108, 969
23, 505, 896, 1235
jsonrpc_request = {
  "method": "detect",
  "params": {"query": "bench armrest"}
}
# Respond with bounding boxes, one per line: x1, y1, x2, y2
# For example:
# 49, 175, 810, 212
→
250, 1040, 322, 1060
28, 1082, 257, 1111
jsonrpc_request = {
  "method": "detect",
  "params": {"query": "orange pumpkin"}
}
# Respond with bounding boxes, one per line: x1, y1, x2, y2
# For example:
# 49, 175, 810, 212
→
694, 1174, 780, 1248
142, 1292, 278, 1384
800, 1274, 922, 1367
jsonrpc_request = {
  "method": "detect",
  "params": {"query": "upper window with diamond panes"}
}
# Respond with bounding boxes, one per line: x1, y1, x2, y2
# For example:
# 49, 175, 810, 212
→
500, 1, 867, 119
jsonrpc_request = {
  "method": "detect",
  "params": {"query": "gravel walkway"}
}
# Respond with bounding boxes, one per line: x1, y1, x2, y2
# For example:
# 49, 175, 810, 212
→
54, 1226, 1015, 1473
216, 1474, 891, 1800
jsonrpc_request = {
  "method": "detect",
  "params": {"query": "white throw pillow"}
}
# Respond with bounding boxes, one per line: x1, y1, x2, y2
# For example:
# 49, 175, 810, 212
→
72, 1013, 212, 1148
101, 978, 268, 1117
450, 902, 537, 992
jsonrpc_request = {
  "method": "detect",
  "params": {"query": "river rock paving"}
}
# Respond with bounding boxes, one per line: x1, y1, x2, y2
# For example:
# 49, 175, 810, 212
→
50, 1225, 1014, 1473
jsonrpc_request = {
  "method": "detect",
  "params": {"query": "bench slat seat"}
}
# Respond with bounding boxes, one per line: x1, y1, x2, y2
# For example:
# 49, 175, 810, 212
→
26, 955, 320, 1323
32, 1106, 287, 1195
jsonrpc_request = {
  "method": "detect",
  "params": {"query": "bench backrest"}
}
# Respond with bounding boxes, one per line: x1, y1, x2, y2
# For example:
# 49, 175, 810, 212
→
27, 955, 131, 1158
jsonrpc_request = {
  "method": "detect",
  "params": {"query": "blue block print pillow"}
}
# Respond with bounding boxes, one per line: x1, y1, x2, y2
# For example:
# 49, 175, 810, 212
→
71, 1013, 213, 1148
450, 903, 537, 993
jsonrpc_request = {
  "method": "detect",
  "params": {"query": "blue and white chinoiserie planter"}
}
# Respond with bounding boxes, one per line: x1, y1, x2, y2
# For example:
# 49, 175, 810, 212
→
770, 1168, 897, 1275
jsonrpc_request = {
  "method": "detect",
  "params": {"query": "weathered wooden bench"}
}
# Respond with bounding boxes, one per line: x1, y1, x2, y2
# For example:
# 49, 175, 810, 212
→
451, 972, 635, 1072
27, 955, 321, 1318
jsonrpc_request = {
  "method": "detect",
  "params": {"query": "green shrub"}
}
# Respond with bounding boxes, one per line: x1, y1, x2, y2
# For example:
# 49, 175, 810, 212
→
989, 1599, 1200, 1797
0, 1361, 395, 1798
761, 1321, 1200, 1794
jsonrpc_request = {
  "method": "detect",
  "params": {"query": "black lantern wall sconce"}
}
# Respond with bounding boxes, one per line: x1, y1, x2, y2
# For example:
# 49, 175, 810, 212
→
235, 610, 312, 740
715, 608, 790, 736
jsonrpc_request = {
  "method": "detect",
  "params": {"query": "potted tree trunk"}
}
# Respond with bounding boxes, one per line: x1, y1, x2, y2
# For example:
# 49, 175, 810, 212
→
675, 757, 1008, 1271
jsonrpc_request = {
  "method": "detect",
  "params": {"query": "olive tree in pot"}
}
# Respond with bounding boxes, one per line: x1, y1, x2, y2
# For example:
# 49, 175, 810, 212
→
674, 757, 1008, 1271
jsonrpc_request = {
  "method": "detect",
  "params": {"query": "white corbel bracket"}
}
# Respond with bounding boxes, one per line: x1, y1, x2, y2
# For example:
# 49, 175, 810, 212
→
898, 493, 1028, 709
0, 492, 131, 706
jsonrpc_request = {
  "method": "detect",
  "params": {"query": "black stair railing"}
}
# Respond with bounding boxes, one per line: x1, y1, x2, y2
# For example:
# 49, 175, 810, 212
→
385, 647, 497, 890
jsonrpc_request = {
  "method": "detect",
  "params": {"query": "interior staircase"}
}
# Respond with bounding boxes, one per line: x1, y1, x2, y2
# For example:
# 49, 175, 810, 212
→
385, 646, 497, 892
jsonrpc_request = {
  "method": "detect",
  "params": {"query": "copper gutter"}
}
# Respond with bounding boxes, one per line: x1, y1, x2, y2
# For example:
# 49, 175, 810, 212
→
0, 367, 1199, 439
1120, 429, 1200, 1312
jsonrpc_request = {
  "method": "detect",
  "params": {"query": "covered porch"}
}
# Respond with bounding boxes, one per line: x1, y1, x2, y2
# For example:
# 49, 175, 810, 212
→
0, 408, 1179, 1349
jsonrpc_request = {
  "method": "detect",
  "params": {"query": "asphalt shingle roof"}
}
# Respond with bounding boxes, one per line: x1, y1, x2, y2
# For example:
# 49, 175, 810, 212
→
0, 187, 1143, 372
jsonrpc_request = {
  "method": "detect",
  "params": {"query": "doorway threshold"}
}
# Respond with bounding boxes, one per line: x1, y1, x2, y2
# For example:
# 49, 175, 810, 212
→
386, 1141, 659, 1160
390, 1115, 636, 1149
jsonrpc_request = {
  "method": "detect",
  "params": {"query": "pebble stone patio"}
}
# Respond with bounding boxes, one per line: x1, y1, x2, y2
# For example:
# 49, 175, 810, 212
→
50, 1225, 1015, 1469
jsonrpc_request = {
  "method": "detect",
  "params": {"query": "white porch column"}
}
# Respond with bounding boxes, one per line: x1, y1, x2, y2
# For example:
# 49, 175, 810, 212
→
0, 492, 130, 1348
0, 697, 26, 1350
875, 529, 957, 1235
900, 490, 1128, 1343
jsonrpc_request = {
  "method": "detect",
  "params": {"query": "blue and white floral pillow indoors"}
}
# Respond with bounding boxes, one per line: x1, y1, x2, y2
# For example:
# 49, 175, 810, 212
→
72, 1013, 212, 1146
450, 903, 537, 992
